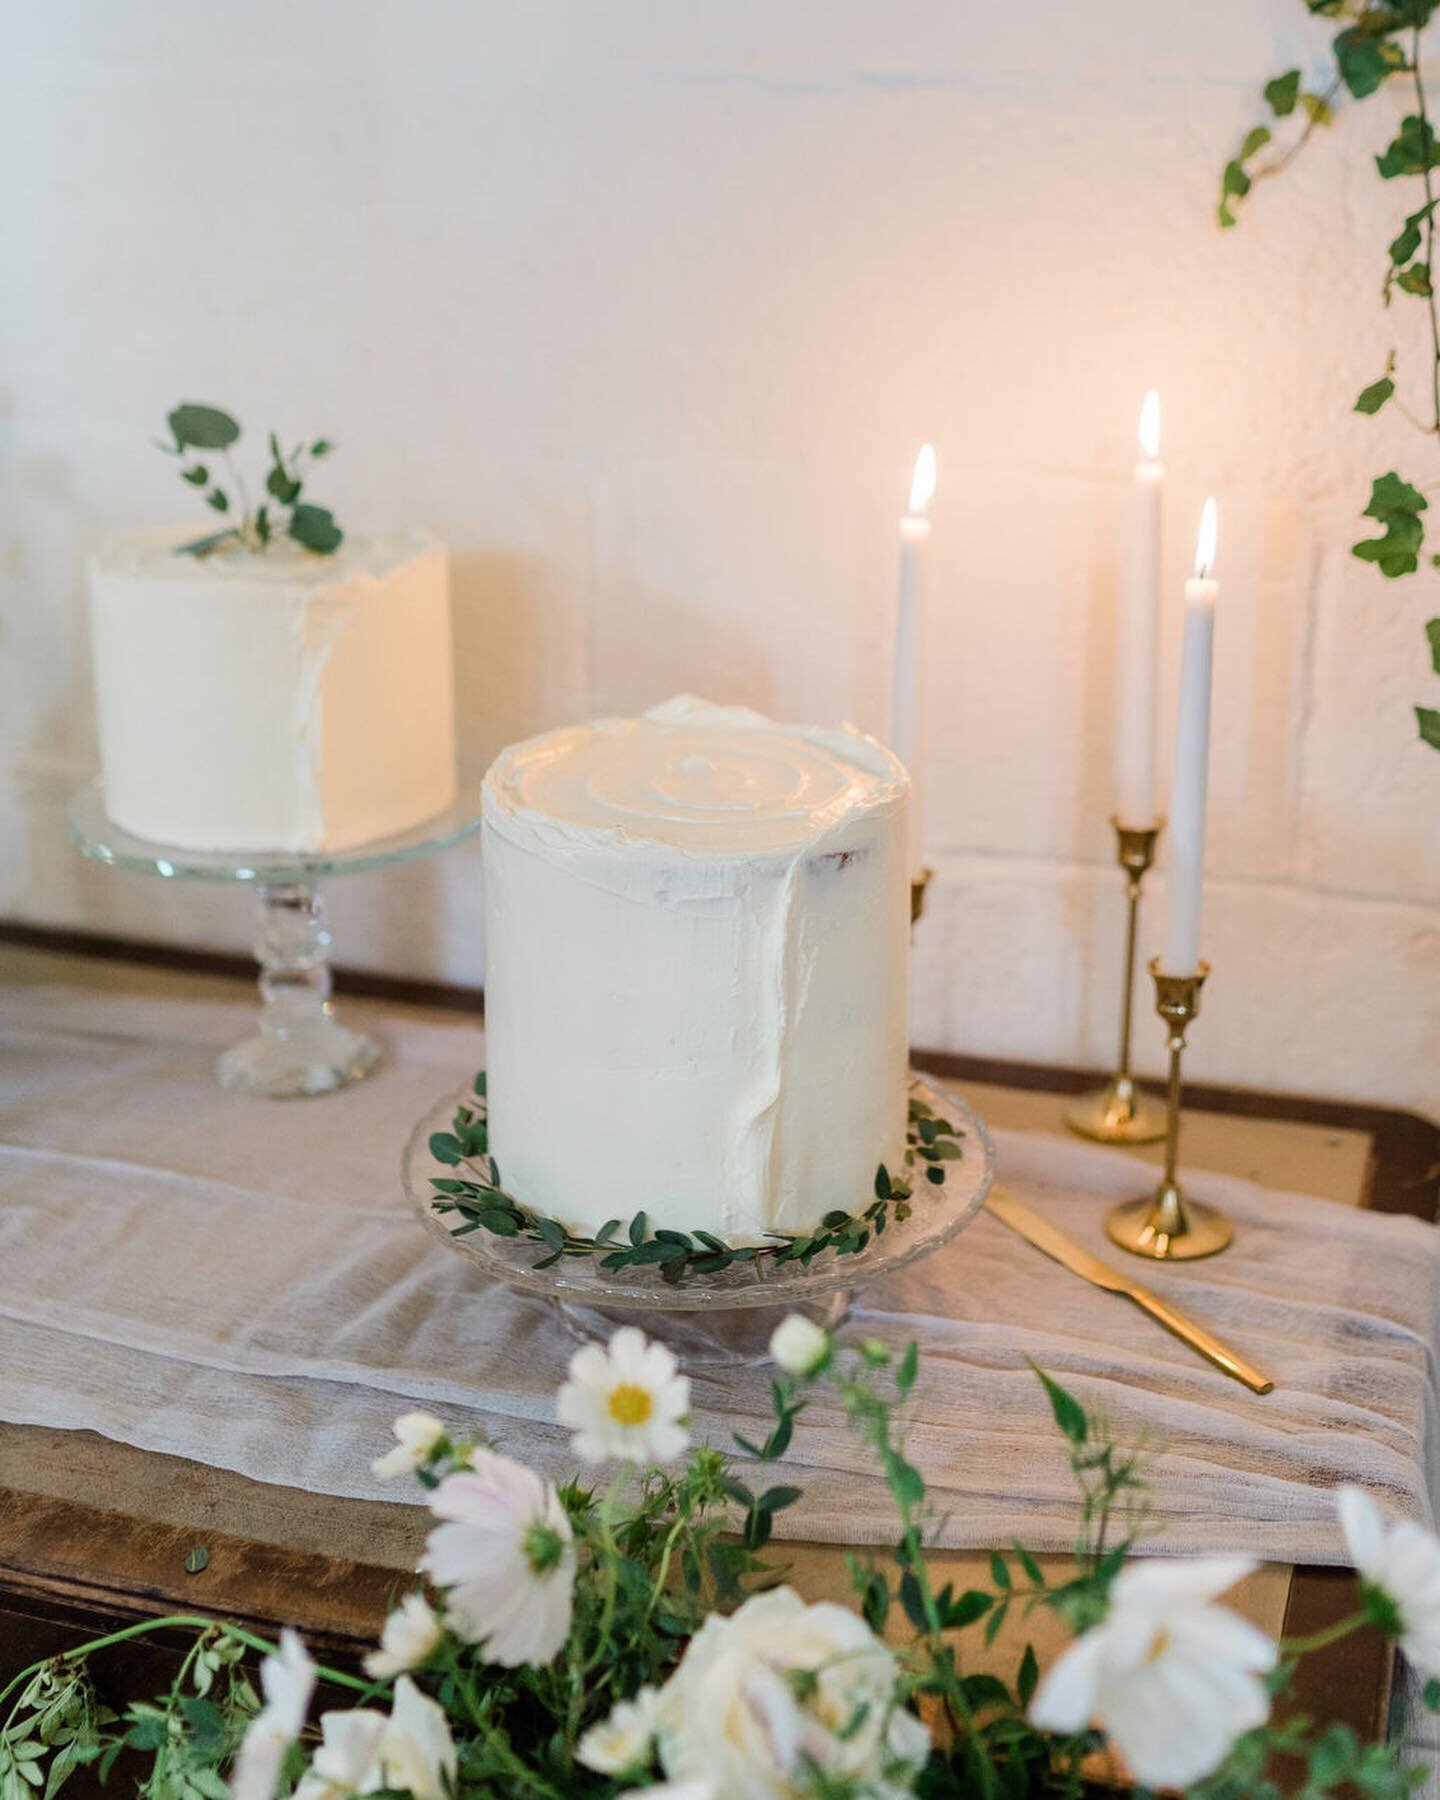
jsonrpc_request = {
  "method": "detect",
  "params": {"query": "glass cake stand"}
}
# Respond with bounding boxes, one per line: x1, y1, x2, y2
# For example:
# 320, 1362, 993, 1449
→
404, 1071, 996, 1363
68, 780, 483, 1099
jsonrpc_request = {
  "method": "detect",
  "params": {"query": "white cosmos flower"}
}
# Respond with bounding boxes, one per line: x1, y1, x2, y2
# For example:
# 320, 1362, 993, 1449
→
557, 1327, 690, 1465
375, 1676, 457, 1800
364, 1591, 444, 1681
231, 1629, 316, 1800
1338, 1486, 1440, 1676
577, 1685, 661, 1775
419, 1450, 575, 1666
292, 1709, 387, 1800
653, 1585, 929, 1799
1029, 1556, 1276, 1790
371, 1411, 447, 1481
769, 1314, 830, 1379
621, 1783, 715, 1800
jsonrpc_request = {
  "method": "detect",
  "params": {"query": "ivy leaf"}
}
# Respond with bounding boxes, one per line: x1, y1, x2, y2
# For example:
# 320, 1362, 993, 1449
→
1264, 70, 1302, 117
1299, 89, 1335, 125
1426, 618, 1440, 674
1240, 124, 1272, 160
1377, 114, 1440, 180
1337, 28, 1397, 101
1222, 160, 1252, 200
288, 503, 343, 554
1355, 377, 1395, 414
1353, 471, 1428, 577
1398, 262, 1434, 296
206, 489, 229, 513
168, 403, 240, 451
1416, 705, 1440, 749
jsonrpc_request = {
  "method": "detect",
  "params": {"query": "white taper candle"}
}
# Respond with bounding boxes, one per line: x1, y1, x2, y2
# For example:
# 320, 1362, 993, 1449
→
1163, 498, 1218, 976
1117, 390, 1163, 828
891, 444, 935, 880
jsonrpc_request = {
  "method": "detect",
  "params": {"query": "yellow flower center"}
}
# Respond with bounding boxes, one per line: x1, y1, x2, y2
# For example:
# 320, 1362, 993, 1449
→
608, 1383, 654, 1427
1146, 1627, 1171, 1662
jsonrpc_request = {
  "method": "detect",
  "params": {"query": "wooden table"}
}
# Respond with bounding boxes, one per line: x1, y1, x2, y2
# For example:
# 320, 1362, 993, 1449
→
2, 928, 1436, 1761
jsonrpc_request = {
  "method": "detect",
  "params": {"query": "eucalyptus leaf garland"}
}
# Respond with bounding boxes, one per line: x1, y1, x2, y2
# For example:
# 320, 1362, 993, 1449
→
428, 1073, 962, 1287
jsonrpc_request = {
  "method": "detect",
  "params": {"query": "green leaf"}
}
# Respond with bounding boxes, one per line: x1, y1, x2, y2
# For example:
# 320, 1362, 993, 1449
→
288, 502, 343, 554
180, 464, 208, 486
183, 1544, 209, 1574
1355, 377, 1396, 414
1221, 159, 1252, 200
1423, 1676, 1440, 1710
1377, 114, 1440, 180
758, 1484, 803, 1515
1337, 28, 1396, 101
1240, 124, 1272, 159
429, 1131, 464, 1165
311, 438, 334, 456
628, 1209, 648, 1247
266, 466, 301, 504
536, 1216, 565, 1253
1264, 69, 1302, 116
990, 1548, 1011, 1590
206, 488, 229, 513
896, 1339, 919, 1397
168, 404, 240, 451
1426, 618, 1440, 674
1299, 89, 1335, 125
1398, 262, 1434, 296
1033, 1366, 1088, 1445
1366, 471, 1428, 519
173, 528, 239, 559
1017, 1643, 1040, 1709
940, 1590, 994, 1629
874, 1164, 892, 1200
1416, 705, 1440, 749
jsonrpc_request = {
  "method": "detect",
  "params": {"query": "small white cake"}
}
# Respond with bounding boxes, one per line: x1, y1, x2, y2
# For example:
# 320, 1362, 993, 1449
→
481, 695, 910, 1242
87, 528, 456, 854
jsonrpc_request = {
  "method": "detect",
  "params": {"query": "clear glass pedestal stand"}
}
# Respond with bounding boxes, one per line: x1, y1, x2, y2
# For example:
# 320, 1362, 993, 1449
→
68, 781, 483, 1098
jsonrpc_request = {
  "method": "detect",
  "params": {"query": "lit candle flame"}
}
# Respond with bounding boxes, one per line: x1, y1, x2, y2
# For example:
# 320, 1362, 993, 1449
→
908, 443, 937, 516
1138, 389, 1161, 462
1193, 497, 1218, 581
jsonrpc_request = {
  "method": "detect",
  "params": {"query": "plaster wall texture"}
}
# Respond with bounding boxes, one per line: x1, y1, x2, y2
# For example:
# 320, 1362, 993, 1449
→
2, 2, 1437, 1114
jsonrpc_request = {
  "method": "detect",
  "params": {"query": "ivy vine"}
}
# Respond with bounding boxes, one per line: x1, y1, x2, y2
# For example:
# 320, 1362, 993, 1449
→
1223, 0, 1440, 746
427, 1073, 963, 1287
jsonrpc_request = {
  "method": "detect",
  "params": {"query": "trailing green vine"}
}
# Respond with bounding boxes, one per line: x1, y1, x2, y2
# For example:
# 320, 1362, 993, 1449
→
1223, 0, 1440, 746
427, 1074, 962, 1287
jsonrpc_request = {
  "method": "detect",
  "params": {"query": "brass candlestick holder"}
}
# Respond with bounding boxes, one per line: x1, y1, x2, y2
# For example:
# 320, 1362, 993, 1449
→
1064, 818, 1166, 1144
1105, 959, 1232, 1261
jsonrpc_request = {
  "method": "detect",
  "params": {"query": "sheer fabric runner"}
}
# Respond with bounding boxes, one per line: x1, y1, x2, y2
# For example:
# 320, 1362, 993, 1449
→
1, 982, 1434, 1564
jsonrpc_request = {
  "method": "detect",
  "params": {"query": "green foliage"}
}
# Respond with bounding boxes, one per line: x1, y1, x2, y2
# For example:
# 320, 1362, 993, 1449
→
1226, 3, 1440, 749
158, 403, 343, 559
430, 1078, 961, 1285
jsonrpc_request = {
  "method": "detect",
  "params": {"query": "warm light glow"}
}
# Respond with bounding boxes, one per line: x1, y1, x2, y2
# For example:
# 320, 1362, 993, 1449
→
1138, 389, 1161, 462
908, 443, 937, 516
1193, 497, 1218, 581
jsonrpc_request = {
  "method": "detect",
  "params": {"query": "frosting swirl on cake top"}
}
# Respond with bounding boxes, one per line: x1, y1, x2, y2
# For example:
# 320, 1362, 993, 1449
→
485, 695, 906, 855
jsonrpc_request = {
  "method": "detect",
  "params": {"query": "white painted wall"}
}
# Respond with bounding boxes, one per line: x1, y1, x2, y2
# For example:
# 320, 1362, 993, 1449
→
3, 1, 1438, 1115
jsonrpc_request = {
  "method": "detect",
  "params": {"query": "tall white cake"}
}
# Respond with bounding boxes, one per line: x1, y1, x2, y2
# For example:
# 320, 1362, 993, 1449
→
88, 528, 456, 854
481, 695, 910, 1242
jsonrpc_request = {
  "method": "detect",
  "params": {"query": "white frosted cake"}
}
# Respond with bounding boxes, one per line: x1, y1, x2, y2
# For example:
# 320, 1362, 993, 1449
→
481, 695, 910, 1241
87, 528, 456, 853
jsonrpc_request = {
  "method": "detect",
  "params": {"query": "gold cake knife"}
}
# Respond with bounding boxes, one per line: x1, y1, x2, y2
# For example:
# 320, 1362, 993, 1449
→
987, 1187, 1274, 1396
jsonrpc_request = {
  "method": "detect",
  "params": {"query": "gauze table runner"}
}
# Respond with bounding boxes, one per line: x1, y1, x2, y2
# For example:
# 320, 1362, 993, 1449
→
0, 980, 1435, 1566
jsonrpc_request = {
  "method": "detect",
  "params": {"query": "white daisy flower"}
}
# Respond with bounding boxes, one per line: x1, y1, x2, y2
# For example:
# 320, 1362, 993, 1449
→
577, 1686, 661, 1775
557, 1327, 690, 1465
371, 1411, 447, 1481
230, 1629, 316, 1800
364, 1591, 444, 1681
419, 1450, 575, 1667
1029, 1556, 1276, 1790
769, 1314, 830, 1379
1338, 1486, 1440, 1676
293, 1709, 388, 1800
376, 1676, 457, 1800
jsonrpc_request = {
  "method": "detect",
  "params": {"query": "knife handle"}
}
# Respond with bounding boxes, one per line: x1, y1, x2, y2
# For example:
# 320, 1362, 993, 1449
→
1127, 1288, 1274, 1395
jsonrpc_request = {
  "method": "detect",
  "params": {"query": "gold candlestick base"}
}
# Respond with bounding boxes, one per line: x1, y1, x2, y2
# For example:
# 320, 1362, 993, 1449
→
1105, 960, 1233, 1262
1065, 1073, 1167, 1146
1065, 818, 1166, 1145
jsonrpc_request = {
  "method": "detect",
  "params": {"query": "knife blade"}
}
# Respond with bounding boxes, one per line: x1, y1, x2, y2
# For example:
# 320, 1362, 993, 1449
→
986, 1186, 1274, 1396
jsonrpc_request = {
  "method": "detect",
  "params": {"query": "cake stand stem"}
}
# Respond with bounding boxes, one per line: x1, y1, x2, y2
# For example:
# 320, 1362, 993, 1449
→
216, 881, 381, 1099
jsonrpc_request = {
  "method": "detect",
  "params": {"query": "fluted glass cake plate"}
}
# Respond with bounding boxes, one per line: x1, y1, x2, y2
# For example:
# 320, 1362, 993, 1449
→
405, 1070, 996, 1362
68, 778, 483, 1099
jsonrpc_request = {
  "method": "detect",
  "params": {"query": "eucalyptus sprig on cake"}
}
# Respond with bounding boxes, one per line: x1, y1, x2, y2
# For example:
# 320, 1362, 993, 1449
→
427, 1073, 962, 1285
157, 402, 343, 558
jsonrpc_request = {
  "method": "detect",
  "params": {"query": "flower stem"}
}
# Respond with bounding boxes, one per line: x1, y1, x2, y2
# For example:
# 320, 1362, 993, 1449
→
1279, 1610, 1370, 1656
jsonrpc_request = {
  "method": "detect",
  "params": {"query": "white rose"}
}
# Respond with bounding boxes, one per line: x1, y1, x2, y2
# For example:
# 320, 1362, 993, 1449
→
768, 1314, 830, 1379
653, 1587, 929, 1800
